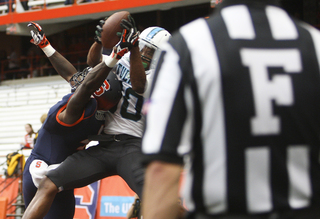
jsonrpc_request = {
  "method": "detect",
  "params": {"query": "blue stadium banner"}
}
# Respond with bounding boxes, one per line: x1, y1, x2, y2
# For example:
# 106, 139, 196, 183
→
100, 196, 135, 217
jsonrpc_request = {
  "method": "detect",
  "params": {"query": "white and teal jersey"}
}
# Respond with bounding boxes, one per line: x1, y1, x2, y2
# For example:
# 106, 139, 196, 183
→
102, 53, 152, 137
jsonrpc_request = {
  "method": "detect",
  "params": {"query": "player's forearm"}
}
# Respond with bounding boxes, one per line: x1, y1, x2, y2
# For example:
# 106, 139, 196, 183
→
87, 42, 103, 67
48, 51, 77, 82
81, 62, 111, 94
130, 47, 146, 94
142, 161, 181, 219
67, 61, 111, 115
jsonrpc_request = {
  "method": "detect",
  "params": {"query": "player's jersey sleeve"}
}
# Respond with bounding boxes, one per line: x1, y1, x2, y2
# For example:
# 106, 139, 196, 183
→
31, 93, 104, 164
44, 93, 98, 134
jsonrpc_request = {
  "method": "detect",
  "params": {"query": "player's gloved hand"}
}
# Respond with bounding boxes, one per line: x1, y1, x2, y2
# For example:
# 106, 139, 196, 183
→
131, 198, 141, 217
114, 28, 135, 57
94, 19, 105, 44
104, 28, 131, 68
117, 15, 140, 49
27, 22, 50, 49
104, 15, 139, 68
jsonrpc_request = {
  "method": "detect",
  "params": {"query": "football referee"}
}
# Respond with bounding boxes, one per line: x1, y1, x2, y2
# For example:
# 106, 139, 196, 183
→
141, 0, 320, 218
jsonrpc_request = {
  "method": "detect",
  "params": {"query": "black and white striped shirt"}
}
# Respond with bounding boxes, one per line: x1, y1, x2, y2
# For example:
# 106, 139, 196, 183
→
142, 0, 320, 215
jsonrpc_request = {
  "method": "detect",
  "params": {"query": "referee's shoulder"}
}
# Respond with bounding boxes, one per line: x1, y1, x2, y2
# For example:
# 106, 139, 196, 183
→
168, 17, 210, 48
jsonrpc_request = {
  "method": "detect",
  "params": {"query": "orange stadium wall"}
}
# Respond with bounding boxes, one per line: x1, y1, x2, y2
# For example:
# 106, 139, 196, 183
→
1, 173, 185, 218
0, 173, 186, 218
74, 171, 186, 219
0, 176, 135, 218
0, 177, 19, 215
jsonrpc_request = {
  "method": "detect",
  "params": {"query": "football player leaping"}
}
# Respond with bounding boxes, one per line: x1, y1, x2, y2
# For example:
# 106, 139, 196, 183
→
22, 20, 134, 219
22, 15, 171, 219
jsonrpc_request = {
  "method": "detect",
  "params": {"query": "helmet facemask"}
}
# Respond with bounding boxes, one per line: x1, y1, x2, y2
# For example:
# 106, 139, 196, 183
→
69, 67, 92, 93
139, 40, 157, 71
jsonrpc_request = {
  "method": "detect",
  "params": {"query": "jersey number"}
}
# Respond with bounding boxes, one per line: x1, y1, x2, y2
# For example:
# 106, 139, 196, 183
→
120, 88, 143, 121
94, 80, 110, 96
240, 48, 302, 135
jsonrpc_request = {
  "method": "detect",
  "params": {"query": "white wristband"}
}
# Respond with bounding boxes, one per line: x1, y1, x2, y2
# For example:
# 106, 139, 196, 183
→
42, 45, 56, 57
104, 55, 118, 68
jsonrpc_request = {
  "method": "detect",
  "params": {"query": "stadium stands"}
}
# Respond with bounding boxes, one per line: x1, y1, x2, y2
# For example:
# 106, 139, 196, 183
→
0, 76, 69, 175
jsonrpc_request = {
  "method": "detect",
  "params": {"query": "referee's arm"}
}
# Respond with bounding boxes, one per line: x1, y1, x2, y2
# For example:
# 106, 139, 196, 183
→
142, 40, 188, 219
143, 161, 182, 219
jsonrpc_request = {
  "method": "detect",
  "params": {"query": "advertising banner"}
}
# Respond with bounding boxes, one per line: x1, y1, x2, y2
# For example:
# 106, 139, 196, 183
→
74, 176, 135, 219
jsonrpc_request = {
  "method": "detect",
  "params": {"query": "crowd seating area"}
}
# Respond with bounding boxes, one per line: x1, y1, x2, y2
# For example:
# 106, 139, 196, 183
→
0, 75, 69, 175
0, 49, 89, 81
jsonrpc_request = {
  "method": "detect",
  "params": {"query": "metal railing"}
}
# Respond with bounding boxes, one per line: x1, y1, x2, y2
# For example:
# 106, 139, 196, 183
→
0, 50, 89, 81
0, 150, 25, 219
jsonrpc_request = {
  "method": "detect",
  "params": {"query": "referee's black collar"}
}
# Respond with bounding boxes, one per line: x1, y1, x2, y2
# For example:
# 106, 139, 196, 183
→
217, 0, 280, 9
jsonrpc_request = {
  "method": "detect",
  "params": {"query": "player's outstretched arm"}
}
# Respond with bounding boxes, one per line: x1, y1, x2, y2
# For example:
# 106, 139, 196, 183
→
122, 15, 146, 94
87, 42, 103, 67
27, 22, 77, 82
60, 34, 131, 124
61, 62, 112, 124
47, 52, 77, 82
87, 19, 104, 67
130, 46, 146, 94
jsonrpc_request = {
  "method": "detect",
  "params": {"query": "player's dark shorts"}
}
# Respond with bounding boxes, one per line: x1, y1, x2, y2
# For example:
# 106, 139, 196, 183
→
46, 134, 144, 198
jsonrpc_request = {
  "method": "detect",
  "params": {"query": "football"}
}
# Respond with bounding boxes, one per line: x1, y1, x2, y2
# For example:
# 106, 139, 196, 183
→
101, 11, 130, 49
